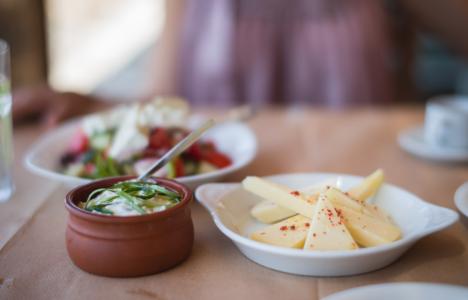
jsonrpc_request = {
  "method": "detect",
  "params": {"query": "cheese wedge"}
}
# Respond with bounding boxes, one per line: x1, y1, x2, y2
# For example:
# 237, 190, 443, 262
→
304, 194, 358, 251
251, 200, 296, 224
250, 215, 311, 248
242, 177, 316, 218
249, 180, 331, 224
325, 188, 393, 224
348, 169, 384, 202
339, 206, 401, 247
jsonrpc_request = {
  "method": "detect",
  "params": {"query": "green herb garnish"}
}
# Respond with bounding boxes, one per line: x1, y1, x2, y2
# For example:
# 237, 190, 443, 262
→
83, 180, 181, 216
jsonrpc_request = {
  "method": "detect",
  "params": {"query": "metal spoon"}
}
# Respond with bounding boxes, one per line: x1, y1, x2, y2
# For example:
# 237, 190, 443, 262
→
137, 119, 215, 181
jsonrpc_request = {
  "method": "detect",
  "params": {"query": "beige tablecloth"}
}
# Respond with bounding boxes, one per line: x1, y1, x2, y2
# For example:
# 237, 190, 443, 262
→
1, 107, 467, 299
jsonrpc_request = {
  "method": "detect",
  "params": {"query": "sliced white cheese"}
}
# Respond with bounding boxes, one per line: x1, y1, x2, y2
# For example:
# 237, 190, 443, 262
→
304, 194, 358, 251
339, 206, 401, 247
348, 169, 384, 202
242, 176, 316, 218
251, 200, 296, 224
325, 188, 394, 224
249, 178, 337, 224
250, 215, 311, 248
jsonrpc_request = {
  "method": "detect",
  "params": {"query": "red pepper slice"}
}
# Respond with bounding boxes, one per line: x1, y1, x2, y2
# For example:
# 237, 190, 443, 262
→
175, 158, 185, 177
203, 151, 232, 168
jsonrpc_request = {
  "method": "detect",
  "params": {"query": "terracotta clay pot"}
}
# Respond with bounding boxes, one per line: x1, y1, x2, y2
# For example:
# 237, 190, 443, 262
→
65, 176, 194, 277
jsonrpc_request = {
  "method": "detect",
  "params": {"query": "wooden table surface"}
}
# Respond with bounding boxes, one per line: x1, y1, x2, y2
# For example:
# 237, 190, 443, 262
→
1, 107, 467, 300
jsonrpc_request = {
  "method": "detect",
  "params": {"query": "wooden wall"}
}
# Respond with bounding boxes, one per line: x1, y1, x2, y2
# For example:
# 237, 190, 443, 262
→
0, 0, 48, 88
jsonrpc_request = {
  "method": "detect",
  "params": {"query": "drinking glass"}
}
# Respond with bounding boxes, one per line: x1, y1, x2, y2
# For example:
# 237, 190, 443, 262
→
0, 39, 14, 202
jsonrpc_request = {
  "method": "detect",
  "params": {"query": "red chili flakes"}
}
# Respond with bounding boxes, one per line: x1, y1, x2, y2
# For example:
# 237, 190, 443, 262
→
280, 226, 288, 231
305, 223, 310, 227
335, 208, 343, 218
290, 225, 296, 230
312, 233, 317, 237
290, 190, 300, 196
344, 192, 350, 196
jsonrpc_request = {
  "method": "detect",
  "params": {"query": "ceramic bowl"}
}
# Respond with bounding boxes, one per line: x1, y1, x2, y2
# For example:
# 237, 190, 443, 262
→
195, 173, 459, 276
65, 176, 194, 277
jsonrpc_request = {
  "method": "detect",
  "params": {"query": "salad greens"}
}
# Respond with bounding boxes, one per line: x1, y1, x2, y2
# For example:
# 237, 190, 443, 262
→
81, 180, 181, 216
61, 126, 232, 180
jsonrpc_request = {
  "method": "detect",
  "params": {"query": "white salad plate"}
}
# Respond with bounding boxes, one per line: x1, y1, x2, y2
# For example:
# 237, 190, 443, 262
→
322, 282, 468, 300
454, 181, 468, 219
24, 118, 257, 189
398, 126, 468, 162
195, 173, 458, 276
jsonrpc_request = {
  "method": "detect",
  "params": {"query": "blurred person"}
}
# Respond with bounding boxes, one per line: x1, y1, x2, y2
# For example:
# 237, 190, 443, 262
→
13, 0, 468, 126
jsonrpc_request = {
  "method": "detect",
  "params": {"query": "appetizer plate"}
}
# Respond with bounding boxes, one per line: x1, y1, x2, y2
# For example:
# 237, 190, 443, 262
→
24, 118, 257, 189
398, 126, 468, 162
322, 283, 468, 300
454, 181, 468, 219
195, 173, 458, 276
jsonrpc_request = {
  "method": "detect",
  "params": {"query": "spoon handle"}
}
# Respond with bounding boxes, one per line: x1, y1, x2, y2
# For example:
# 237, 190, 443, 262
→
137, 119, 215, 181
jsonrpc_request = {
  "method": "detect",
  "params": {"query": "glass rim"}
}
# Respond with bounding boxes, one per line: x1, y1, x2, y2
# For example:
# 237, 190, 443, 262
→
0, 39, 9, 55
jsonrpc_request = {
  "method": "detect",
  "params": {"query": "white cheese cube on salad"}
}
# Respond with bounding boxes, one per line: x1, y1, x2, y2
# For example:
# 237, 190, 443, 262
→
138, 97, 189, 128
108, 106, 149, 161
81, 106, 128, 137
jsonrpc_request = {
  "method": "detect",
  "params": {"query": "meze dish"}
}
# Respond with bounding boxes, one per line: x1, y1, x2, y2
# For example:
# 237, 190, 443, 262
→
244, 169, 402, 250
195, 171, 458, 276
65, 176, 194, 277
79, 179, 182, 216
60, 97, 231, 180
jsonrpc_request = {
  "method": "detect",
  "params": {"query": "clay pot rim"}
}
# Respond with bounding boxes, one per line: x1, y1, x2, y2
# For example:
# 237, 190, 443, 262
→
65, 176, 192, 223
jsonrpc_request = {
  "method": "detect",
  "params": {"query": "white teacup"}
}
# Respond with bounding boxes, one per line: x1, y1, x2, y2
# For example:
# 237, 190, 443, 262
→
424, 95, 468, 150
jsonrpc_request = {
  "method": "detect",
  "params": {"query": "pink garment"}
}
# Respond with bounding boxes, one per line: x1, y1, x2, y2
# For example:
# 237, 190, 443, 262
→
179, 0, 395, 107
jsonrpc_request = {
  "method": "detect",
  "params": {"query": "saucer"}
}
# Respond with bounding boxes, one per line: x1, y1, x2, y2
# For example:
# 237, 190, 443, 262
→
454, 181, 468, 218
398, 126, 468, 162
323, 283, 468, 300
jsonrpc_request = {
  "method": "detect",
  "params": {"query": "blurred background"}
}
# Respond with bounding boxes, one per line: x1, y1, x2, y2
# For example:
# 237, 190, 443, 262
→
1, 0, 468, 107
1, 0, 163, 100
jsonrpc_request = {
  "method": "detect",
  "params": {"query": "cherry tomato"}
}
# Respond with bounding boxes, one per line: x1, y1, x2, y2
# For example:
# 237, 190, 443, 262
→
69, 130, 89, 154
149, 128, 170, 150
187, 143, 203, 160
84, 163, 96, 175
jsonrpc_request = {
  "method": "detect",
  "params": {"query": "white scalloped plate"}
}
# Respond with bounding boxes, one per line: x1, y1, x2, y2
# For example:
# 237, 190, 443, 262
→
454, 181, 468, 219
323, 283, 468, 300
24, 118, 257, 189
195, 173, 458, 276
